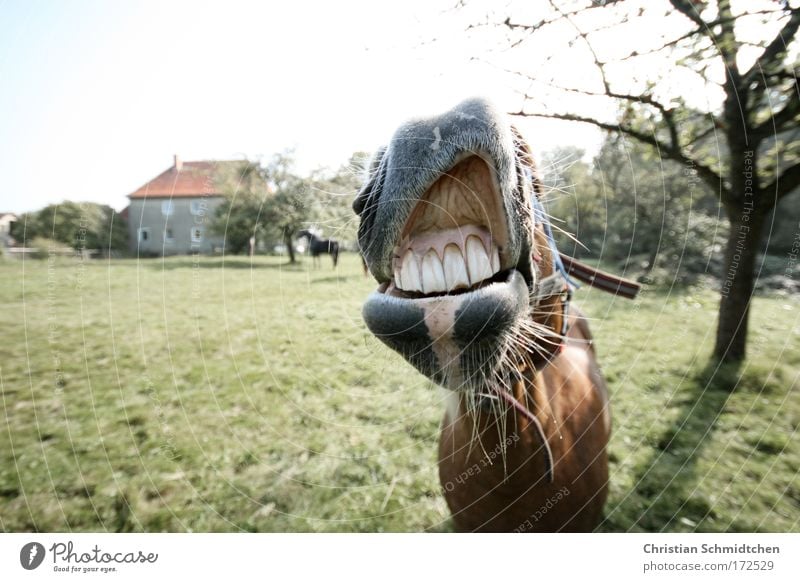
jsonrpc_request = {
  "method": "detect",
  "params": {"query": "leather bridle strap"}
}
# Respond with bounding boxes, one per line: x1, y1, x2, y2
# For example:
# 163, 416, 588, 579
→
491, 385, 555, 484
559, 253, 641, 299
533, 271, 569, 303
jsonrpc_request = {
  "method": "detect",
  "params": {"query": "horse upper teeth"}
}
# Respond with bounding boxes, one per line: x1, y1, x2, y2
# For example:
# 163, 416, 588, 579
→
465, 236, 493, 284
491, 246, 500, 273
393, 234, 502, 294
421, 250, 447, 293
443, 244, 470, 290
400, 250, 422, 292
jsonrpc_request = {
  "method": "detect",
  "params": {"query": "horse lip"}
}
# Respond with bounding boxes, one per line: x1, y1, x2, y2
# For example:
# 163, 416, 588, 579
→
363, 269, 529, 350
373, 268, 530, 307
380, 268, 525, 300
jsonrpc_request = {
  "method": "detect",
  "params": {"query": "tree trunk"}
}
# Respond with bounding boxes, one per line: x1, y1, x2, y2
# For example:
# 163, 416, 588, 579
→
713, 205, 764, 364
284, 229, 296, 264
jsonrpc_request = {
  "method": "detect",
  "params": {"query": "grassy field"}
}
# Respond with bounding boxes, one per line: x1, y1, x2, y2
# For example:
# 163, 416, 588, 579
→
0, 253, 798, 532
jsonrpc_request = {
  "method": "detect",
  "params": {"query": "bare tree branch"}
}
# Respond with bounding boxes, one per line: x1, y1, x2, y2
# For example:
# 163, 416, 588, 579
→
668, 0, 706, 29
744, 7, 800, 82
498, 0, 625, 33
502, 65, 675, 118
762, 159, 800, 200
751, 67, 799, 93
510, 106, 724, 196
753, 93, 800, 138
684, 123, 720, 149
670, 0, 741, 89
611, 10, 778, 64
716, 0, 741, 73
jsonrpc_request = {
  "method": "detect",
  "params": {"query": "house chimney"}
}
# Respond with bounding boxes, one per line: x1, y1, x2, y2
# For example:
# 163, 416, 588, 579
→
174, 154, 183, 171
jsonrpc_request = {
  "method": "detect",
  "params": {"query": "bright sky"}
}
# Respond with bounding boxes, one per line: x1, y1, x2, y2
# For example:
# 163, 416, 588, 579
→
0, 0, 605, 214
0, 0, 789, 214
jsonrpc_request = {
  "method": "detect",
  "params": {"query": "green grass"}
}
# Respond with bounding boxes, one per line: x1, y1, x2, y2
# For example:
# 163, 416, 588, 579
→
0, 254, 798, 532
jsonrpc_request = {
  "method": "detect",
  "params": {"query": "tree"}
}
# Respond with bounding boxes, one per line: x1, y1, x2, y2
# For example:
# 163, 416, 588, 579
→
593, 130, 721, 280
308, 152, 370, 249
462, 0, 800, 363
10, 211, 42, 244
543, 134, 722, 285
211, 153, 313, 263
539, 145, 608, 258
11, 201, 128, 253
211, 161, 266, 254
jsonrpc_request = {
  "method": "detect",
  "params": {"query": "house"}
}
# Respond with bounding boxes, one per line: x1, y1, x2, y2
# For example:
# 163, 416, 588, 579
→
127, 156, 242, 255
0, 212, 17, 247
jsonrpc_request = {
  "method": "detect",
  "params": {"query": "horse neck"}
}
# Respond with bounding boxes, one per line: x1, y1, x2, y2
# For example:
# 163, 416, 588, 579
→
448, 362, 554, 458
444, 259, 565, 478
441, 231, 566, 476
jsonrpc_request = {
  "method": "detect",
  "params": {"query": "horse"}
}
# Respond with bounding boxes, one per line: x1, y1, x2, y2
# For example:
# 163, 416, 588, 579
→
297, 229, 339, 268
353, 98, 638, 532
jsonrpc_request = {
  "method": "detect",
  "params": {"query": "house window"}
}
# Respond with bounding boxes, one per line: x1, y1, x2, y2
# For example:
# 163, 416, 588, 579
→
190, 201, 206, 216
138, 228, 150, 243
161, 200, 174, 216
191, 227, 203, 243
164, 228, 175, 243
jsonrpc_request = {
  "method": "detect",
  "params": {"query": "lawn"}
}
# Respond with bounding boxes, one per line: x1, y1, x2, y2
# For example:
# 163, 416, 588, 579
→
0, 253, 798, 532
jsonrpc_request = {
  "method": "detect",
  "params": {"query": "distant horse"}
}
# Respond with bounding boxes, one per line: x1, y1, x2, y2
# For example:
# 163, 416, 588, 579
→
297, 229, 339, 268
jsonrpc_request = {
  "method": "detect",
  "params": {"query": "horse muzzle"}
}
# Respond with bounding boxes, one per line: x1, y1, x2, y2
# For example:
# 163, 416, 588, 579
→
362, 270, 529, 389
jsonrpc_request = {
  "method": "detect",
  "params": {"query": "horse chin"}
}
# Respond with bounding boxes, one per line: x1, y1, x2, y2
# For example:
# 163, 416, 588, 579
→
362, 269, 531, 391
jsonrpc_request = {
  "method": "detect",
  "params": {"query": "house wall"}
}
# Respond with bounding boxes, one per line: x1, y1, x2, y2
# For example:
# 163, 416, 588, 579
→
0, 215, 15, 248
0, 215, 15, 235
127, 197, 225, 255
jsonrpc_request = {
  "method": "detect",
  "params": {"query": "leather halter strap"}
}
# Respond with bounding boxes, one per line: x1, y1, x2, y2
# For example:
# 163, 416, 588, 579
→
490, 384, 555, 484
559, 253, 641, 299
530, 271, 572, 366
533, 272, 571, 305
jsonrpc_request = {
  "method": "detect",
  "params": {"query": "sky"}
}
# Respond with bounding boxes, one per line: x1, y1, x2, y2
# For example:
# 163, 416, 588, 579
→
0, 0, 789, 214
0, 0, 607, 214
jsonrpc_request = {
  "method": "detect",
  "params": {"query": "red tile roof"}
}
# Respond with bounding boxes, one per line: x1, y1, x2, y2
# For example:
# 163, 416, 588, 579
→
128, 160, 243, 199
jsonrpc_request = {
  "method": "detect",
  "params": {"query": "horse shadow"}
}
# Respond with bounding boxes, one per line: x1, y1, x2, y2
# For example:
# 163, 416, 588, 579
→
141, 258, 305, 271
601, 361, 761, 532
310, 275, 358, 284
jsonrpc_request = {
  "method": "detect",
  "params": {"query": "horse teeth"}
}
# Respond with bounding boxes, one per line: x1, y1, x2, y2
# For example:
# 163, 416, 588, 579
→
396, 227, 502, 294
401, 250, 422, 292
421, 250, 446, 293
443, 244, 470, 290
465, 236, 492, 284
398, 253, 410, 290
